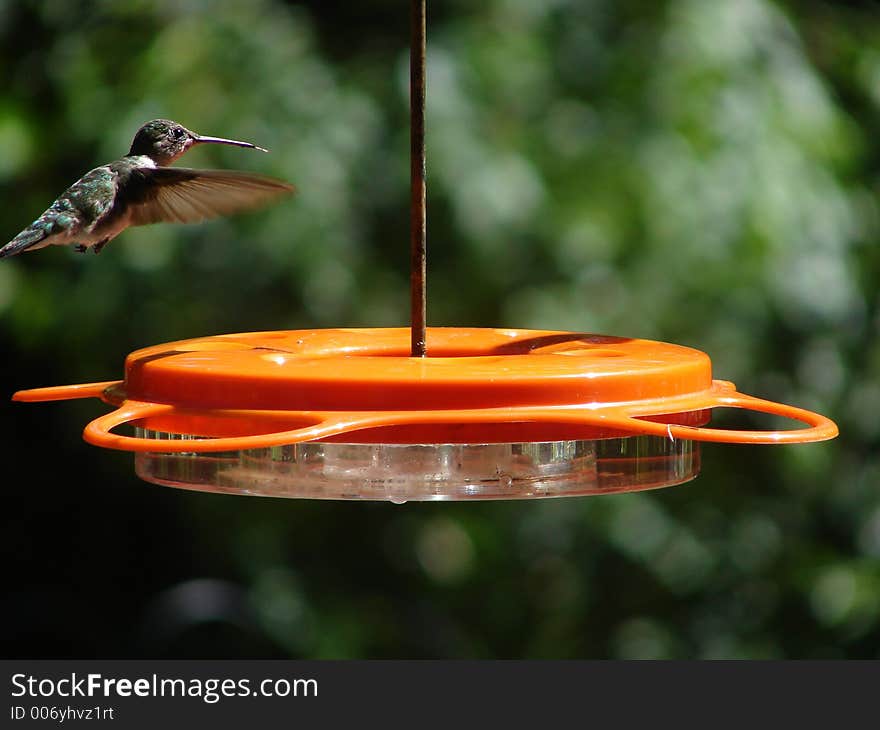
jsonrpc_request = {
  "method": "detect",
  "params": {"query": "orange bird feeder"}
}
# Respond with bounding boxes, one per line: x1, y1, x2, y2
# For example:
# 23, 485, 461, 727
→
13, 327, 837, 501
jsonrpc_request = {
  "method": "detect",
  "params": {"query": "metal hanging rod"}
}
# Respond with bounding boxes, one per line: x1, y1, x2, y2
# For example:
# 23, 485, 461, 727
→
410, 0, 427, 357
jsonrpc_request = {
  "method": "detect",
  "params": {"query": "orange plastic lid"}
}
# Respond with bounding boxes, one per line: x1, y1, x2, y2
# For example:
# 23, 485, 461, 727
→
13, 327, 838, 451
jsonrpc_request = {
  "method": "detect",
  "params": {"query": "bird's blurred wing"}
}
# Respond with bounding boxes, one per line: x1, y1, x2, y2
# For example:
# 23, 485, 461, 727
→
127, 168, 295, 225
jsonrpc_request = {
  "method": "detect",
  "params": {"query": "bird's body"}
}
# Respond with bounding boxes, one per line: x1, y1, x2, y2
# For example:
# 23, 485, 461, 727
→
8, 158, 147, 255
1, 120, 294, 258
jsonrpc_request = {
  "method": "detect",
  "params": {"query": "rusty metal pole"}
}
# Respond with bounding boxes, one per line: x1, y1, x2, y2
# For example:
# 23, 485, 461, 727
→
410, 0, 427, 357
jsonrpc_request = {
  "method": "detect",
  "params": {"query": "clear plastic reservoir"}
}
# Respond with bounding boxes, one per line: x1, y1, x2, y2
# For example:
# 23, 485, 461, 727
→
134, 430, 699, 501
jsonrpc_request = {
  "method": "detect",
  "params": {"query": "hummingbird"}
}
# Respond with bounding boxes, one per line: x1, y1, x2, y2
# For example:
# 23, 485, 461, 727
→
0, 119, 294, 258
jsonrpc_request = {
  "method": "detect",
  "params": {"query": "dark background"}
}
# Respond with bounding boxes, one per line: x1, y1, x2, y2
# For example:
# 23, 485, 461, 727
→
1, 0, 878, 658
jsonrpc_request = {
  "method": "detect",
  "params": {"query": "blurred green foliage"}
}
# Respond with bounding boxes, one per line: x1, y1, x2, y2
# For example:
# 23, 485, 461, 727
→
1, 0, 878, 658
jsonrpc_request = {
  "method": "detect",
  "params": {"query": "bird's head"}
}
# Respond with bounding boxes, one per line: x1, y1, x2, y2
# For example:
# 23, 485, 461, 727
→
128, 119, 267, 165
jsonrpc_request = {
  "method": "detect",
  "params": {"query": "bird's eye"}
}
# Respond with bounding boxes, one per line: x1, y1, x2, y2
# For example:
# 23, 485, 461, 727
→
172, 128, 184, 139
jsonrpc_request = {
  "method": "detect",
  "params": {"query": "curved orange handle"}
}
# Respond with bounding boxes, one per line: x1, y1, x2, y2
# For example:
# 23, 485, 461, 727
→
82, 401, 395, 453
603, 391, 838, 444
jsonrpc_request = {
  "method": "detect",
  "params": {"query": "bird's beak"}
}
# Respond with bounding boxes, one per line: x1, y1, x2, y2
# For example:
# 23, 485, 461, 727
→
191, 133, 268, 153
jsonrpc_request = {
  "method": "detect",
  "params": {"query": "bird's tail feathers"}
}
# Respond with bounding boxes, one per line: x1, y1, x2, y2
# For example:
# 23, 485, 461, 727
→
0, 227, 49, 258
